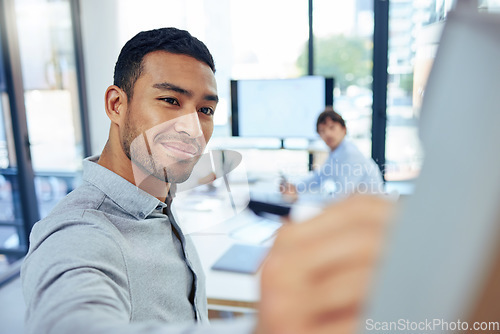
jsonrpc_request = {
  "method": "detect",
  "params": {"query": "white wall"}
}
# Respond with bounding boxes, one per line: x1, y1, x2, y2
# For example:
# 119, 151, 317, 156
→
80, 0, 121, 155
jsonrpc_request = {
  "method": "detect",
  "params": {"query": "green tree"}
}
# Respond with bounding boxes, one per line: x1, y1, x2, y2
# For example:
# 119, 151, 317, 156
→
297, 35, 373, 91
399, 73, 414, 94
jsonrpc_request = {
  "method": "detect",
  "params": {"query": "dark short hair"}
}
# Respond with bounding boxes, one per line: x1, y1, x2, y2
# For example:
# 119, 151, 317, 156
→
113, 27, 216, 99
316, 106, 346, 132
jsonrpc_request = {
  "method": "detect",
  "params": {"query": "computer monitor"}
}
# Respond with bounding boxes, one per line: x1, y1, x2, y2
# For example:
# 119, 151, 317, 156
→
231, 76, 334, 139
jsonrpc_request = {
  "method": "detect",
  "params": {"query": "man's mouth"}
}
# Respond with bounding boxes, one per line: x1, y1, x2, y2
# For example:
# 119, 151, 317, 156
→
160, 141, 199, 160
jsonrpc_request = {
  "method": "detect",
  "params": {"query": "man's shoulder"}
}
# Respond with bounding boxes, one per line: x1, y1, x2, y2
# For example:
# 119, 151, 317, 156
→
30, 182, 113, 239
334, 139, 370, 163
22, 183, 128, 289
49, 181, 106, 217
334, 140, 382, 175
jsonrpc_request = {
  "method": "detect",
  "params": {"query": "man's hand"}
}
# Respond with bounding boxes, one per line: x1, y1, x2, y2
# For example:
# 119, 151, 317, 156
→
257, 195, 394, 334
279, 180, 299, 203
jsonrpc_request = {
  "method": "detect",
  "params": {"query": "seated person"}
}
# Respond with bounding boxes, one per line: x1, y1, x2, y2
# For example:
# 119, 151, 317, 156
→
282, 107, 384, 200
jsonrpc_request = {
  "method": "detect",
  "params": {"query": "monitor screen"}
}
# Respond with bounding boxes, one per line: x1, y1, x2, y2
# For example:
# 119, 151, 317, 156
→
231, 76, 333, 139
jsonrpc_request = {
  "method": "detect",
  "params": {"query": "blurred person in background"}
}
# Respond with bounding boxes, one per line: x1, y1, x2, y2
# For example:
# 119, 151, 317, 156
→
281, 106, 384, 201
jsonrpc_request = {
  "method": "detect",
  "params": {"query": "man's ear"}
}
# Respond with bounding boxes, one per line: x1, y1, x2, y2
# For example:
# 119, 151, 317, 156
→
104, 85, 127, 125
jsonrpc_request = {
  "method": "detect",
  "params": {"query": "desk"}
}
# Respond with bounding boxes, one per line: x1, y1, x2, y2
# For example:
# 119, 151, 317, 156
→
174, 179, 323, 313
189, 211, 266, 313
173, 170, 273, 312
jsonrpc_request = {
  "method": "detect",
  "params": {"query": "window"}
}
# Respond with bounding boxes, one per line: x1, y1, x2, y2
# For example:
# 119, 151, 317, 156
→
14, 0, 86, 217
384, 0, 431, 182
0, 14, 28, 266
0, 0, 88, 274
312, 0, 374, 157
384, 0, 468, 182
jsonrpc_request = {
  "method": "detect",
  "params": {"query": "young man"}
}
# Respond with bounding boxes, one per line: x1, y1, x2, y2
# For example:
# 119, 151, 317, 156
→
21, 28, 392, 334
283, 106, 384, 200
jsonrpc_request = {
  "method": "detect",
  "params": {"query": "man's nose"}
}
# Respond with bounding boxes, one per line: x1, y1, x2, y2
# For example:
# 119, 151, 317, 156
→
173, 111, 203, 138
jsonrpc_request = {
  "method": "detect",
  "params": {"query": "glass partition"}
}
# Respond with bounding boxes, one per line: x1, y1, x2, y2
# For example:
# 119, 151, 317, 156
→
0, 18, 24, 266
14, 0, 84, 216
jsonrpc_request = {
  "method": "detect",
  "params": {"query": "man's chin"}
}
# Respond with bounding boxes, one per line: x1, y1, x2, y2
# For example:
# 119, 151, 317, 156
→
132, 152, 202, 183
163, 170, 191, 184
137, 168, 191, 187
161, 160, 198, 184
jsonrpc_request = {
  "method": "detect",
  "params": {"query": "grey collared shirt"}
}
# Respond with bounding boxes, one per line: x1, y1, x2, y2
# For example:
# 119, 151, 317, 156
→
21, 156, 255, 333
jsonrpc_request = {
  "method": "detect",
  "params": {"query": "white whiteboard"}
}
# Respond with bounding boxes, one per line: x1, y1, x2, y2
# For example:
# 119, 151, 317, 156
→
235, 76, 326, 139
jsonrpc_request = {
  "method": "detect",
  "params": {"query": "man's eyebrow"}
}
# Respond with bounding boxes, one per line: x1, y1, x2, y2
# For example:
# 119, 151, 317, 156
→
153, 82, 219, 103
205, 94, 219, 103
153, 82, 192, 97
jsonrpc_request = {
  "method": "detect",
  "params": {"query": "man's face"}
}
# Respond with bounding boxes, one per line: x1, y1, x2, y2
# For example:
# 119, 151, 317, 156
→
121, 51, 218, 183
318, 118, 346, 151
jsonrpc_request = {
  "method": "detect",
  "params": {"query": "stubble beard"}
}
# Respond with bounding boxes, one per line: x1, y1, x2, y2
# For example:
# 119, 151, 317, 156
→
122, 116, 198, 184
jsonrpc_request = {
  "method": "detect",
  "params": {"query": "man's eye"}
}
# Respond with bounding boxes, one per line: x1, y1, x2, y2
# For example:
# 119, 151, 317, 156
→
161, 97, 179, 105
199, 107, 214, 116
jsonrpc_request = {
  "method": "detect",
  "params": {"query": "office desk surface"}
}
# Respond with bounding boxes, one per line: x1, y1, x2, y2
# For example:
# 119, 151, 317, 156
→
175, 181, 323, 312
188, 211, 270, 312
191, 233, 261, 311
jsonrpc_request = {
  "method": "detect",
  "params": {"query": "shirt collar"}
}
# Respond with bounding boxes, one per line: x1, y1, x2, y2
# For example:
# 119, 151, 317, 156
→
331, 138, 348, 156
82, 155, 167, 220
